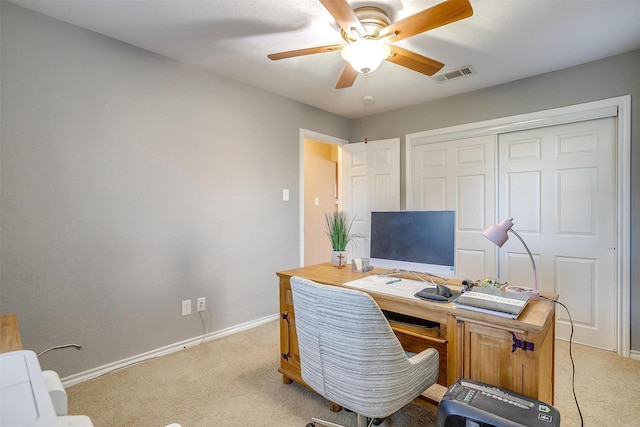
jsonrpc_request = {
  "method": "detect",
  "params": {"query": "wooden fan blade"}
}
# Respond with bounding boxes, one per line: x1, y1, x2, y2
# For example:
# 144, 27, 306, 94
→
319, 0, 367, 39
379, 0, 473, 42
386, 45, 444, 76
268, 44, 344, 60
335, 63, 358, 89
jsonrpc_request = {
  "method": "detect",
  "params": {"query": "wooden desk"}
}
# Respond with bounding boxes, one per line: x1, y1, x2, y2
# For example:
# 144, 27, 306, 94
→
277, 263, 556, 405
0, 313, 23, 353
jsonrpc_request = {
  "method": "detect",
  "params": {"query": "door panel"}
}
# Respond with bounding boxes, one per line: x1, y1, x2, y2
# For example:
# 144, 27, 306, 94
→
409, 135, 496, 280
498, 117, 616, 350
341, 139, 400, 261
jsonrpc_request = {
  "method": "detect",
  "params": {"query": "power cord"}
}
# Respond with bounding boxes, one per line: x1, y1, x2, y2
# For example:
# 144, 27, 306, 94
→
198, 307, 210, 345
540, 296, 584, 426
37, 343, 82, 358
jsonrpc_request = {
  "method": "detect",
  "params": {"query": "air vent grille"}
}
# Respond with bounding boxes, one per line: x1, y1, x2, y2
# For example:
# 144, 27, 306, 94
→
433, 65, 476, 84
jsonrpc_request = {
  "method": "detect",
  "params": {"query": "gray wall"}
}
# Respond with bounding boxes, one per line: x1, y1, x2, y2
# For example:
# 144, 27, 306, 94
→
0, 2, 350, 377
1, 1, 638, 382
350, 49, 640, 351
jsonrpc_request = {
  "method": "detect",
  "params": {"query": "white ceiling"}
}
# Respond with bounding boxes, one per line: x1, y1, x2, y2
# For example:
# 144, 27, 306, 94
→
9, 0, 640, 119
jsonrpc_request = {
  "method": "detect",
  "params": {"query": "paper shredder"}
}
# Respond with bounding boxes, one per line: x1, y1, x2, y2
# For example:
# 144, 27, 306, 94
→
436, 379, 560, 427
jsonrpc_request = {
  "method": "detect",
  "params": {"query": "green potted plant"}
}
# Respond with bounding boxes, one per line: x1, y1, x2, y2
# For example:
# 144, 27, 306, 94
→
324, 211, 362, 268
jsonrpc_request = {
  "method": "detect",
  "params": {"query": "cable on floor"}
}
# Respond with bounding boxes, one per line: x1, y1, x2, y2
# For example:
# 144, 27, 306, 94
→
541, 295, 584, 426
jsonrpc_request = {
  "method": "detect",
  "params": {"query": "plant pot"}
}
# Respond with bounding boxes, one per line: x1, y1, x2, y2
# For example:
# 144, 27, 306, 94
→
331, 251, 347, 268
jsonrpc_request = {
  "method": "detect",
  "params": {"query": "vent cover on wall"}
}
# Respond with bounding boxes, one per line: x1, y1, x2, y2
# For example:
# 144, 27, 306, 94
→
432, 65, 476, 83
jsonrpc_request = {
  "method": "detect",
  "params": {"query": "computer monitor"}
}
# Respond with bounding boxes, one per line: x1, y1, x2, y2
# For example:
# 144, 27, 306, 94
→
369, 210, 455, 277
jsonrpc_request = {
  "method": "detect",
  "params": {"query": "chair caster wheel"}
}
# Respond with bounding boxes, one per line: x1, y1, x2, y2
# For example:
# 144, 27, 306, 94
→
305, 423, 315, 427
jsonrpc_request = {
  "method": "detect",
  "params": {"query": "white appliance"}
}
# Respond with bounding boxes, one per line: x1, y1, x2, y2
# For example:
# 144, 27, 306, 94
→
0, 350, 93, 426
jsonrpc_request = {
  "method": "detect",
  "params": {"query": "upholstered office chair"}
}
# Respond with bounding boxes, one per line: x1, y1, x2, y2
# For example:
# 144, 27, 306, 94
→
290, 276, 440, 427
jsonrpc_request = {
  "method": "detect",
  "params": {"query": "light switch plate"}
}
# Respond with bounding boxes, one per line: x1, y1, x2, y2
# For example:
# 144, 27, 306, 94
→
181, 299, 191, 316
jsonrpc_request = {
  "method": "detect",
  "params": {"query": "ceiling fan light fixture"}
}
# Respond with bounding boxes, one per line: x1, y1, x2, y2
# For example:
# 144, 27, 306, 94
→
341, 39, 391, 74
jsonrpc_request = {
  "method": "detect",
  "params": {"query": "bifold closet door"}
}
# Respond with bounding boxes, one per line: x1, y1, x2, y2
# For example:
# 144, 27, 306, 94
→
497, 117, 616, 350
408, 135, 496, 280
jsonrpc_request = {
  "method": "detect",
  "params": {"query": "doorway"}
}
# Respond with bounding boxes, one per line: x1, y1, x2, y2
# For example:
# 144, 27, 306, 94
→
303, 138, 339, 266
299, 129, 347, 267
299, 133, 401, 267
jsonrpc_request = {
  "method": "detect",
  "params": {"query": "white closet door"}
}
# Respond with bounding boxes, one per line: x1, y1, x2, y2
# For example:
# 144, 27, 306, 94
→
498, 117, 616, 350
409, 135, 496, 280
341, 139, 400, 262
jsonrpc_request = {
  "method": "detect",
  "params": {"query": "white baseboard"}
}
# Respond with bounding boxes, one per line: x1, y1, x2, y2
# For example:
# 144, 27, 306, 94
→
61, 313, 279, 387
630, 350, 640, 361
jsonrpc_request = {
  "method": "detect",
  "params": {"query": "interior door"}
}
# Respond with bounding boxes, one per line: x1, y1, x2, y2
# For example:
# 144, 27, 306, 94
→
497, 117, 617, 350
340, 139, 400, 262
408, 135, 496, 280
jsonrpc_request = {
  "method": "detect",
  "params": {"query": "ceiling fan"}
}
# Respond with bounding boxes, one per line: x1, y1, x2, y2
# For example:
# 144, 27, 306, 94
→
268, 0, 473, 89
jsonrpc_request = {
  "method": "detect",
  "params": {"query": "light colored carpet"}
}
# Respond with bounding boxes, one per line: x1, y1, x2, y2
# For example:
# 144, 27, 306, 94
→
553, 338, 640, 426
66, 320, 640, 426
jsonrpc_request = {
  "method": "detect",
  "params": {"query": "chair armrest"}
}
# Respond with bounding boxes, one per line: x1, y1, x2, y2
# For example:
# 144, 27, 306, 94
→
407, 347, 439, 365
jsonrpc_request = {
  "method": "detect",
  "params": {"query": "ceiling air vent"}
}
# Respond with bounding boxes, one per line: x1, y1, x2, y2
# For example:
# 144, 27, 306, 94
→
433, 65, 476, 84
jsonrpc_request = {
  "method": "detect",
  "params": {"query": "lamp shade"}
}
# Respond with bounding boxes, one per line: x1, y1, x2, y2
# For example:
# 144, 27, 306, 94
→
341, 39, 391, 74
481, 217, 539, 299
482, 218, 514, 247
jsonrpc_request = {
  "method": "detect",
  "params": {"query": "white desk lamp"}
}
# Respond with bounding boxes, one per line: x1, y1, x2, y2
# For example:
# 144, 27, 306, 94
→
482, 218, 539, 300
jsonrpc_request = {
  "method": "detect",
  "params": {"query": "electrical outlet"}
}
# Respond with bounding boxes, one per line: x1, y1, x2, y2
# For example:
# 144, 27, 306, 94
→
197, 297, 206, 312
181, 299, 192, 316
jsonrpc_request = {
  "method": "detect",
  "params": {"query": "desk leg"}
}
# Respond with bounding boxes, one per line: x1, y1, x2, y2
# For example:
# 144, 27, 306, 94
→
446, 315, 463, 386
